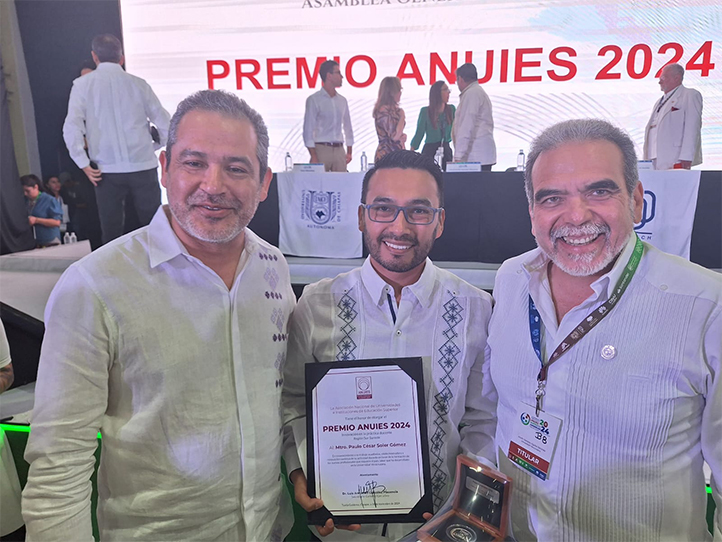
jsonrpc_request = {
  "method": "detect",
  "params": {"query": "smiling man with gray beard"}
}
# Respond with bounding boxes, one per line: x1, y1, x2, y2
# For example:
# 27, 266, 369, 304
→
23, 90, 295, 542
487, 119, 721, 541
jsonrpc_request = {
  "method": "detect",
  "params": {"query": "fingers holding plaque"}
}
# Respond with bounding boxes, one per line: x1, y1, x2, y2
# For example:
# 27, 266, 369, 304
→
305, 357, 433, 525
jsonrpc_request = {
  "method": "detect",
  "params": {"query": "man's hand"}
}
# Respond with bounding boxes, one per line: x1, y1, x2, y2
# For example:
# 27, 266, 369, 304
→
83, 165, 102, 186
290, 469, 324, 514
677, 160, 692, 169
28, 216, 37, 226
309, 149, 319, 164
345, 150, 353, 164
289, 469, 361, 537
0, 363, 14, 394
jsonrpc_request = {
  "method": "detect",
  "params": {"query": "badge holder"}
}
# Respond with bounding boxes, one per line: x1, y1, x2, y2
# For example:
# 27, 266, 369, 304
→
416, 455, 512, 542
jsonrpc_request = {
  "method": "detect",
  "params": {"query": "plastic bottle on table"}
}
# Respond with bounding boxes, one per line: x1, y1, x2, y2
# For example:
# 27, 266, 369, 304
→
516, 149, 526, 171
63, 232, 71, 244
360, 151, 368, 172
69, 232, 77, 243
285, 152, 293, 171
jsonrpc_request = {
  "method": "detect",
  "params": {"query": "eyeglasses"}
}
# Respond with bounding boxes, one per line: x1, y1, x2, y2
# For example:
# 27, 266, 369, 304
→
363, 203, 443, 225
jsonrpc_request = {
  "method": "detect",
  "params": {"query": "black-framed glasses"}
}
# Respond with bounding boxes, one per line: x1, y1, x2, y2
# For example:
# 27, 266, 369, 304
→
363, 203, 443, 225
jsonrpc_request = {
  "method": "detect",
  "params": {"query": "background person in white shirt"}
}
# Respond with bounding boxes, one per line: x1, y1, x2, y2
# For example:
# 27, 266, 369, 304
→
303, 60, 354, 171
488, 119, 721, 540
452, 63, 496, 170
23, 90, 295, 542
643, 63, 703, 170
283, 150, 497, 540
63, 34, 171, 245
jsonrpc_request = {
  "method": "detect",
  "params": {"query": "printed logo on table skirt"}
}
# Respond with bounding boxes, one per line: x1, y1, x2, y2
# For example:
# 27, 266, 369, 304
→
634, 189, 656, 240
302, 190, 341, 225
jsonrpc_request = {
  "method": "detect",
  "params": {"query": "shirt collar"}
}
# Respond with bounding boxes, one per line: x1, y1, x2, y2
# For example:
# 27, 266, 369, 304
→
523, 233, 638, 302
589, 233, 638, 300
146, 205, 258, 291
359, 256, 436, 308
460, 81, 479, 96
95, 62, 124, 72
147, 206, 187, 268
663, 84, 681, 99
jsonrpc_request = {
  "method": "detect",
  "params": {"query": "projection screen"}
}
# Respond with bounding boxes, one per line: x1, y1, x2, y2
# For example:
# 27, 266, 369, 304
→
119, 0, 721, 172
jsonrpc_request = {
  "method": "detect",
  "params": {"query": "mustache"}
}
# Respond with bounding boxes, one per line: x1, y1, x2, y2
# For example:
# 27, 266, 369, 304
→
187, 193, 241, 210
551, 222, 609, 240
380, 233, 417, 244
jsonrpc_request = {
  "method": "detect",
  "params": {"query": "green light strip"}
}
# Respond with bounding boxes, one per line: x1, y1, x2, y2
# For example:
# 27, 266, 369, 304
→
1, 423, 30, 433
0, 424, 715, 495
1, 423, 101, 439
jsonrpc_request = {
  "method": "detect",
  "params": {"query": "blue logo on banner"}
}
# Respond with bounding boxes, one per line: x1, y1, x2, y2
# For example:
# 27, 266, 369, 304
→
301, 190, 341, 225
634, 190, 656, 238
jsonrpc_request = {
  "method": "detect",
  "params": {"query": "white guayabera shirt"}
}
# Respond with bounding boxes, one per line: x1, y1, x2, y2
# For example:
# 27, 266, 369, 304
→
489, 237, 722, 541
283, 257, 497, 541
22, 207, 295, 542
63, 62, 170, 173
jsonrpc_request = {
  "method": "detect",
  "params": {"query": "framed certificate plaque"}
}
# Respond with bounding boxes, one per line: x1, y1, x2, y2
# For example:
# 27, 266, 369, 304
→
305, 357, 433, 525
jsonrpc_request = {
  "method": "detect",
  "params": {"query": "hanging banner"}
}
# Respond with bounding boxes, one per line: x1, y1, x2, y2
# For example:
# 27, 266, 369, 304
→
636, 170, 701, 260
119, 1, 721, 173
277, 172, 363, 258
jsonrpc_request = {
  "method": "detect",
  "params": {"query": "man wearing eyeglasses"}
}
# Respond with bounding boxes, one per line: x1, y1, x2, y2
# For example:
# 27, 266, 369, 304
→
282, 150, 497, 541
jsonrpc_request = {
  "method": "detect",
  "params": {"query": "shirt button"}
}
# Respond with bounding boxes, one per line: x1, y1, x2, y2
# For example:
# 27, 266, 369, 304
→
660, 284, 668, 291
601, 345, 616, 360
396, 330, 402, 336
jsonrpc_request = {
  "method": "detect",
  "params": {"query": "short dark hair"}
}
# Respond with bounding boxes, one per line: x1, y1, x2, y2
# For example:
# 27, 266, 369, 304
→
91, 34, 123, 63
525, 118, 639, 206
320, 60, 339, 83
166, 90, 270, 183
456, 63, 478, 83
20, 174, 41, 188
361, 150, 444, 206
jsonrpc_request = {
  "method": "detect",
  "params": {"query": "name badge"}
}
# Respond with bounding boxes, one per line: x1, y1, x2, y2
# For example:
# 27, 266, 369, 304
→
506, 403, 562, 481
446, 162, 482, 172
293, 163, 326, 173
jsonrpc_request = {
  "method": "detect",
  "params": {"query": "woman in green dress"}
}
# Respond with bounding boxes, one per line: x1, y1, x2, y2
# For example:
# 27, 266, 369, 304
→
410, 81, 455, 169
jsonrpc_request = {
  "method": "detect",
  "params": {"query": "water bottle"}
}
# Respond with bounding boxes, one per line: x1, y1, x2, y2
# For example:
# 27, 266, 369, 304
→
360, 151, 368, 172
434, 146, 444, 170
516, 149, 526, 171
69, 232, 77, 244
284, 152, 293, 171
63, 232, 71, 244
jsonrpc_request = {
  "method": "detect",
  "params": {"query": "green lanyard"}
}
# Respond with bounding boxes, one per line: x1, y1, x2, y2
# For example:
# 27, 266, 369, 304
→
529, 235, 644, 415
